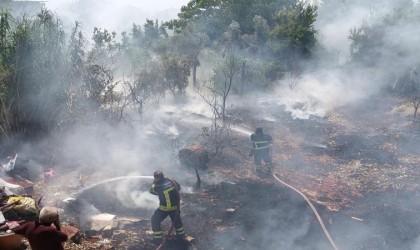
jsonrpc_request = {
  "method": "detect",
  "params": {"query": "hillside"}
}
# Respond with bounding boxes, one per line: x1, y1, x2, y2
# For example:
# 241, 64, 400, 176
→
24, 92, 420, 250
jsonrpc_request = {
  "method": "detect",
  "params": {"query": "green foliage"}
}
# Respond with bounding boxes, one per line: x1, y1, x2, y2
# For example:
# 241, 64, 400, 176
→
84, 64, 113, 105
166, 0, 220, 34
129, 60, 166, 112
161, 52, 190, 94
271, 3, 318, 57
168, 0, 296, 39
0, 9, 10, 45
348, 8, 418, 66
0, 0, 322, 141
242, 59, 273, 90
3, 10, 67, 135
68, 22, 86, 79
168, 0, 318, 81
90, 27, 121, 65
142, 19, 167, 49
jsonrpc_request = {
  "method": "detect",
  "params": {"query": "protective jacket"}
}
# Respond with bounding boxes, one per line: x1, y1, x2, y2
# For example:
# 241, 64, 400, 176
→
150, 178, 181, 211
251, 132, 273, 150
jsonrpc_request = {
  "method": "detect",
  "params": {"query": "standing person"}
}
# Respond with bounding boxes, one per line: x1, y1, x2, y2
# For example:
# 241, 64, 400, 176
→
249, 127, 273, 176
150, 171, 185, 244
13, 206, 68, 250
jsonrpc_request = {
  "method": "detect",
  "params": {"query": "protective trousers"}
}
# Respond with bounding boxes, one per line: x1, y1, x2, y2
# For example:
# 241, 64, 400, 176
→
151, 209, 185, 240
254, 148, 271, 170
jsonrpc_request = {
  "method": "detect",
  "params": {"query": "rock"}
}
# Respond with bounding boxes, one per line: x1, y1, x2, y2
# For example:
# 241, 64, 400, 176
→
185, 236, 195, 243
115, 217, 145, 229
90, 213, 116, 232
111, 230, 126, 241
226, 208, 236, 213
61, 225, 81, 243
102, 225, 113, 238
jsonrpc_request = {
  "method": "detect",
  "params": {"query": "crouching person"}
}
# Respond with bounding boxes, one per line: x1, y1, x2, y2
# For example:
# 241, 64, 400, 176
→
150, 171, 185, 244
13, 206, 68, 250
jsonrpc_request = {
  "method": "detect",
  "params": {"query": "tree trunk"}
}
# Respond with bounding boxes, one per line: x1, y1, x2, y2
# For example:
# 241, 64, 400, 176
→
193, 63, 197, 88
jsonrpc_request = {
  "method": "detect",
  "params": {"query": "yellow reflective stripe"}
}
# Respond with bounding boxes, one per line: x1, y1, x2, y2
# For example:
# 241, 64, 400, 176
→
151, 184, 155, 193
252, 140, 268, 143
153, 231, 163, 238
159, 205, 178, 211
252, 140, 269, 149
176, 227, 185, 233
163, 186, 174, 209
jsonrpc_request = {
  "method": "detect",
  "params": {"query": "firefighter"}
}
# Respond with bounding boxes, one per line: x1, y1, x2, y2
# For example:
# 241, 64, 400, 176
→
249, 127, 273, 176
149, 171, 185, 244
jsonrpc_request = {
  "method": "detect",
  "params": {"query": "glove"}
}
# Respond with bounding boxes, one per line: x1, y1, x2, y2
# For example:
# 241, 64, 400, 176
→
248, 149, 254, 157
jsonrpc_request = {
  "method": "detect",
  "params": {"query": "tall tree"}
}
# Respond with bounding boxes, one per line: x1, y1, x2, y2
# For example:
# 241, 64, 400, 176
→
271, 2, 317, 58
172, 28, 209, 88
5, 10, 67, 136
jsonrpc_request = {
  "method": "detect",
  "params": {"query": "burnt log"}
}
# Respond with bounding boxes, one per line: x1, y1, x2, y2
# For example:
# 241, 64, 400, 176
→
178, 145, 209, 170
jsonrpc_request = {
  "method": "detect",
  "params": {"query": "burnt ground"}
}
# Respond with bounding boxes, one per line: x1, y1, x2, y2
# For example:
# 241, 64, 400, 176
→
12, 92, 420, 249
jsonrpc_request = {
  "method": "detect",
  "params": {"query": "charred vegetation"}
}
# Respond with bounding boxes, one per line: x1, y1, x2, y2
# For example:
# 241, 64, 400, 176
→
0, 0, 420, 250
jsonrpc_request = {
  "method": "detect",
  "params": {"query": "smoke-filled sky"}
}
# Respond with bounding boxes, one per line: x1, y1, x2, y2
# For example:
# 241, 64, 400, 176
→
45, 0, 190, 31
45, 0, 189, 12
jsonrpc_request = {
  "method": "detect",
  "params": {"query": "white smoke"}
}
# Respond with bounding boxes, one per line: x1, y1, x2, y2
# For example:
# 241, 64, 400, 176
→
45, 0, 189, 32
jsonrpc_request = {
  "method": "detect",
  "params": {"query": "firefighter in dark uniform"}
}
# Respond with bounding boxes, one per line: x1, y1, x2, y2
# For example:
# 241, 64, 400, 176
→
249, 127, 273, 176
150, 171, 185, 243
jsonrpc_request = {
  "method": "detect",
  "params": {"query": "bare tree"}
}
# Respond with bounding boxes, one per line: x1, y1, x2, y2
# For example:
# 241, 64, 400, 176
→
196, 80, 230, 158
285, 71, 301, 90
409, 67, 420, 118
213, 50, 242, 124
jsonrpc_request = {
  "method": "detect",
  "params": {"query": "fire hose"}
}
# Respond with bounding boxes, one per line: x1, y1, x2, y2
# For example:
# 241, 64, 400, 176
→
155, 178, 181, 250
271, 171, 339, 250
268, 144, 338, 250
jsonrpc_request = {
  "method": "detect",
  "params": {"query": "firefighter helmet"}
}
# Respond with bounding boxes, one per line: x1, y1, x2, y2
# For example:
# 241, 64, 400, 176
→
153, 171, 164, 181
255, 127, 263, 134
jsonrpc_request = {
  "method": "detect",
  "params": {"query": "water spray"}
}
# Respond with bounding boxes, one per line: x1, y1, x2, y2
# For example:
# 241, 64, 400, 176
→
62, 175, 154, 203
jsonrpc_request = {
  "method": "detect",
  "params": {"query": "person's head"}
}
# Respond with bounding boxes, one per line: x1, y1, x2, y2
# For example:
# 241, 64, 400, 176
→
255, 127, 263, 134
39, 206, 59, 224
153, 171, 164, 183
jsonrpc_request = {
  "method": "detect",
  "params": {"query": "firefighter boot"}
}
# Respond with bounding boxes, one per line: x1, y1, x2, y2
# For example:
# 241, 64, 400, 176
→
256, 168, 264, 177
265, 163, 273, 176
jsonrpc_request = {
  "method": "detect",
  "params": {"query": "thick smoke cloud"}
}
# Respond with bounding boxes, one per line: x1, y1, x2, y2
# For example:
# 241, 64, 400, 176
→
3, 0, 196, 218
45, 0, 188, 32
276, 0, 420, 119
